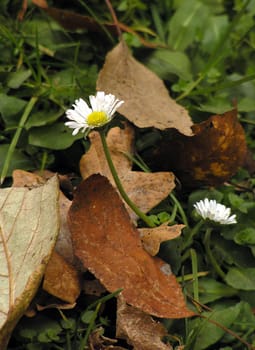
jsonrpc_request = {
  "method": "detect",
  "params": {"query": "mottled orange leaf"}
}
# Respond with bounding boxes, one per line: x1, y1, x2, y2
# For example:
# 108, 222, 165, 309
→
43, 251, 81, 303
97, 42, 193, 135
116, 295, 173, 350
68, 174, 193, 319
139, 224, 184, 256
148, 109, 247, 187
80, 124, 175, 223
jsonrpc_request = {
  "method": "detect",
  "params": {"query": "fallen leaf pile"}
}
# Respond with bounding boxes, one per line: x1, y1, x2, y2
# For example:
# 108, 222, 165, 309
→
0, 10, 249, 347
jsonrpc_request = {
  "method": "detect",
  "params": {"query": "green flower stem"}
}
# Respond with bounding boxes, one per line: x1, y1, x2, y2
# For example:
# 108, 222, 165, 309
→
169, 192, 189, 228
99, 131, 155, 227
190, 248, 199, 302
204, 228, 226, 280
0, 96, 38, 185
182, 219, 204, 251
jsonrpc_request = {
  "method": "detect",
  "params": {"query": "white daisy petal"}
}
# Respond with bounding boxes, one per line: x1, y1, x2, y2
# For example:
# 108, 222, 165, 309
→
65, 91, 124, 136
194, 198, 237, 225
73, 98, 92, 116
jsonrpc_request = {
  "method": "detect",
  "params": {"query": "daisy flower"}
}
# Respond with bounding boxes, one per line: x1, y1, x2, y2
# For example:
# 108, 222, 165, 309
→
194, 198, 237, 225
65, 91, 124, 135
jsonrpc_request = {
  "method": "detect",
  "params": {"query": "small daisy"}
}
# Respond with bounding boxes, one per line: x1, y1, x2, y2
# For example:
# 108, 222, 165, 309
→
65, 91, 124, 136
194, 198, 237, 225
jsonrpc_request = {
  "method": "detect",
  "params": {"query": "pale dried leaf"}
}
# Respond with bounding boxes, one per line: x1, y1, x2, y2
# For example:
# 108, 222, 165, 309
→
139, 224, 184, 256
0, 176, 59, 349
97, 42, 193, 135
80, 125, 175, 222
116, 295, 173, 350
54, 192, 74, 264
12, 170, 74, 264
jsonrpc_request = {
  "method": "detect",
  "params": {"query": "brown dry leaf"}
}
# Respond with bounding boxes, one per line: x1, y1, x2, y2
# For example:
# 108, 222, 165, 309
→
17, 0, 28, 20
43, 251, 81, 303
139, 224, 184, 256
68, 174, 193, 319
0, 176, 59, 349
116, 295, 173, 350
89, 328, 127, 350
12, 169, 46, 187
36, 302, 76, 311
97, 42, 193, 135
80, 124, 175, 223
32, 0, 48, 8
148, 109, 247, 188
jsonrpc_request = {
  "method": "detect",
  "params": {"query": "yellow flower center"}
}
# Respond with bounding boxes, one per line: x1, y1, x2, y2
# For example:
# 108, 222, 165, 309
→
87, 111, 108, 127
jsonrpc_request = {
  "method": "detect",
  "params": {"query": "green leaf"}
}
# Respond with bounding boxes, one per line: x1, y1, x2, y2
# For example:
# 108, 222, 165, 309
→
194, 278, 237, 304
212, 235, 255, 269
28, 123, 83, 150
146, 49, 192, 81
81, 310, 95, 324
201, 15, 229, 54
0, 144, 35, 176
228, 193, 247, 213
25, 110, 63, 129
234, 228, 255, 246
239, 97, 255, 112
0, 94, 26, 127
188, 189, 223, 210
7, 69, 32, 89
168, 0, 210, 51
226, 267, 255, 290
191, 303, 241, 350
198, 99, 232, 114
0, 177, 59, 348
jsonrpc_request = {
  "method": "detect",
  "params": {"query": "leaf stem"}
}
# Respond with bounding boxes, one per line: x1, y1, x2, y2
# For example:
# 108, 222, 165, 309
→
1, 96, 38, 184
204, 228, 226, 280
99, 131, 155, 227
